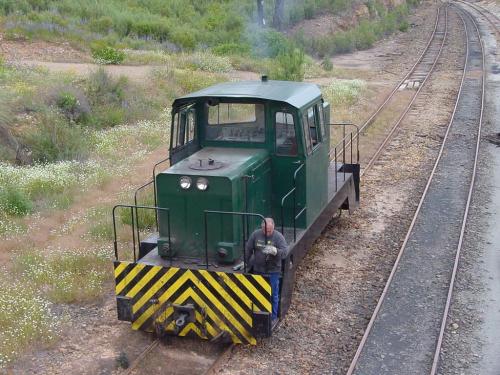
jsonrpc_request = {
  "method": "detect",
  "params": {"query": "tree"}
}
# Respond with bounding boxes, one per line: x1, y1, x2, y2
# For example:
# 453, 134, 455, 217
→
272, 0, 285, 30
257, 0, 265, 26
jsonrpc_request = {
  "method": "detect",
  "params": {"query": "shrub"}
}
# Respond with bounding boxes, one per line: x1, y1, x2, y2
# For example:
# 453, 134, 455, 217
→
270, 47, 305, 82
53, 88, 90, 123
21, 111, 89, 163
0, 184, 33, 216
174, 70, 226, 94
398, 20, 409, 32
91, 43, 125, 65
89, 16, 113, 33
322, 58, 333, 71
250, 29, 291, 58
86, 69, 126, 105
170, 26, 197, 50
212, 43, 250, 56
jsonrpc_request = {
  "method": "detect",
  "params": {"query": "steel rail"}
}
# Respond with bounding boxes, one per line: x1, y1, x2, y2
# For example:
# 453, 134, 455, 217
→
122, 339, 160, 375
361, 5, 449, 177
335, 4, 447, 168
204, 344, 235, 375
358, 5, 443, 135
122, 339, 233, 375
209, 6, 452, 375
430, 5, 485, 374
332, 4, 444, 162
456, 0, 500, 35
346, 4, 471, 373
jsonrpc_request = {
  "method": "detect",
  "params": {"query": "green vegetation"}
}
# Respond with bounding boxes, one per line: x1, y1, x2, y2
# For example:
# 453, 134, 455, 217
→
270, 46, 306, 81
91, 43, 125, 65
322, 79, 366, 106
0, 273, 60, 366
0, 0, 419, 60
14, 248, 111, 303
0, 0, 250, 51
0, 246, 113, 364
86, 207, 115, 241
293, 4, 415, 57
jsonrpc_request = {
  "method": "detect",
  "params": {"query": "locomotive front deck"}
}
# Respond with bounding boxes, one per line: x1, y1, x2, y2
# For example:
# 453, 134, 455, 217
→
113, 160, 358, 344
136, 159, 357, 271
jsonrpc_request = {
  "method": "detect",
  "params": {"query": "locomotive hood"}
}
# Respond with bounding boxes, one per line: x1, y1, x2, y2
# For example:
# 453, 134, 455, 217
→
155, 147, 271, 261
163, 147, 269, 179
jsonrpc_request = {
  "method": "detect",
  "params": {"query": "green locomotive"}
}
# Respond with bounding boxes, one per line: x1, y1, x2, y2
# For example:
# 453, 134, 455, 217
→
113, 77, 360, 344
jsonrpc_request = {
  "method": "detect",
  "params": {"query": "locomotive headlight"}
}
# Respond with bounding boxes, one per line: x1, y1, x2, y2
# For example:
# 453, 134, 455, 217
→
179, 176, 192, 190
196, 177, 209, 191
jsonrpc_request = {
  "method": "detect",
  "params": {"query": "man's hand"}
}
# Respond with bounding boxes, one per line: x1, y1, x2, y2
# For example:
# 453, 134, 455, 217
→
262, 245, 277, 256
233, 261, 245, 271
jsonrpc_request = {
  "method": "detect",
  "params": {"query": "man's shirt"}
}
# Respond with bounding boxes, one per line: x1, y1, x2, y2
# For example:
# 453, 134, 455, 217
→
245, 229, 288, 273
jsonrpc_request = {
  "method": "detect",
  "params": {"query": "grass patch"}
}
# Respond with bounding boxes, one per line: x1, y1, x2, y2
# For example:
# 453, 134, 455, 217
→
0, 273, 60, 367
172, 70, 227, 95
322, 79, 366, 106
87, 207, 114, 241
0, 160, 106, 209
91, 109, 170, 158
14, 248, 112, 304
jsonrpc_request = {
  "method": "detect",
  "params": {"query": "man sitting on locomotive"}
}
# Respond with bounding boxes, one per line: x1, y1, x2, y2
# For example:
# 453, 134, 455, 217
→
245, 217, 288, 325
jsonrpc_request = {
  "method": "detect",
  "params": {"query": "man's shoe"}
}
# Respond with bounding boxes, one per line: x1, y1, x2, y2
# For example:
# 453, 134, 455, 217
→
271, 318, 279, 330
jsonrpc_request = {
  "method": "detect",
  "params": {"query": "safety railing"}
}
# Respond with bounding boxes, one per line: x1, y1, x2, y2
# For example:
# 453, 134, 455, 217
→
203, 210, 267, 272
328, 123, 360, 191
113, 204, 171, 262
280, 162, 306, 243
133, 157, 170, 232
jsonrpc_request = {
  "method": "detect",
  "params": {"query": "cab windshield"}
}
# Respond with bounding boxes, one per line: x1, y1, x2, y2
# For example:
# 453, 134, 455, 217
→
206, 102, 265, 143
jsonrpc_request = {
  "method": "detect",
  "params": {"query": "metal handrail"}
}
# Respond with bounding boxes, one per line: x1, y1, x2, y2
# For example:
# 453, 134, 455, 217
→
113, 204, 171, 263
328, 123, 360, 164
134, 180, 154, 207
280, 162, 305, 242
134, 180, 155, 232
203, 210, 267, 272
152, 157, 170, 229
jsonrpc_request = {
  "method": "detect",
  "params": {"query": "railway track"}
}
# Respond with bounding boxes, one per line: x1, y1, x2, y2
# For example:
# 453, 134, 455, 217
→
456, 0, 500, 36
331, 5, 449, 176
357, 4, 448, 174
347, 3, 485, 374
120, 338, 231, 375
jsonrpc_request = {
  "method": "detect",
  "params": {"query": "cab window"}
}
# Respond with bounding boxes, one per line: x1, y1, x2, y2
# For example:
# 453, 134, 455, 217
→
171, 104, 196, 149
206, 103, 265, 143
302, 111, 312, 154
275, 111, 297, 156
317, 103, 325, 139
307, 107, 319, 146
302, 105, 321, 154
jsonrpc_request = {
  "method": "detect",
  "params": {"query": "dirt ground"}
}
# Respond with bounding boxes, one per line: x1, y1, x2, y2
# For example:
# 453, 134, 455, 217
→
0, 1, 480, 373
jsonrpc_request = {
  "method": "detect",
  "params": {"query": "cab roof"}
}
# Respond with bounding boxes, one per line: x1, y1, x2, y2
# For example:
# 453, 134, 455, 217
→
173, 79, 322, 109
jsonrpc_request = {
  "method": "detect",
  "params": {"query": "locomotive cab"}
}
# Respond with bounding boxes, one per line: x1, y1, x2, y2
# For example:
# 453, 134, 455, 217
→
112, 78, 360, 344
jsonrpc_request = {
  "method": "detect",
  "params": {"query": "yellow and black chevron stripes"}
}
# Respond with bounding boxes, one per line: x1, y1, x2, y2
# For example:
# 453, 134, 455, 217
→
113, 261, 271, 345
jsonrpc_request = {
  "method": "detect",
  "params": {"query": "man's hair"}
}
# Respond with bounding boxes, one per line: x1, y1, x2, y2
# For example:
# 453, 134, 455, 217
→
261, 217, 275, 226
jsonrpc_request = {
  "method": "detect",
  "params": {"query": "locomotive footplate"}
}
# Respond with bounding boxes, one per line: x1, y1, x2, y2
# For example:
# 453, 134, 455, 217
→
113, 261, 272, 345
